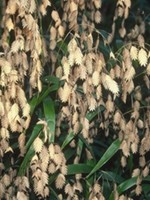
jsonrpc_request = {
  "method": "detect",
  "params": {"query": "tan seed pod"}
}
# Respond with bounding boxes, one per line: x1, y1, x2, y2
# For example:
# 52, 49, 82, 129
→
51, 10, 60, 22
94, 0, 102, 9
50, 26, 57, 40
130, 46, 138, 60
58, 25, 65, 37
95, 10, 101, 24
132, 168, 140, 177
138, 48, 148, 67
55, 173, 66, 189
142, 166, 149, 177
33, 137, 43, 153
70, 2, 78, 12
92, 71, 100, 87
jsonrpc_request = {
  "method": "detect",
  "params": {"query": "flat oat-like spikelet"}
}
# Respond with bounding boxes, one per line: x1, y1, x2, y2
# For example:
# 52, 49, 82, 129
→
94, 0, 102, 9
92, 71, 100, 86
43, 0, 51, 8
146, 63, 150, 75
62, 57, 70, 77
138, 48, 148, 66
22, 103, 30, 117
0, 102, 5, 116
29, 0, 36, 14
130, 45, 138, 60
8, 103, 19, 123
74, 47, 83, 65
102, 72, 119, 95
33, 137, 43, 153
58, 83, 71, 103
55, 173, 66, 189
51, 10, 60, 22
6, 18, 14, 32
17, 191, 28, 200
124, 66, 135, 82
0, 58, 11, 74
48, 143, 55, 160
68, 38, 77, 53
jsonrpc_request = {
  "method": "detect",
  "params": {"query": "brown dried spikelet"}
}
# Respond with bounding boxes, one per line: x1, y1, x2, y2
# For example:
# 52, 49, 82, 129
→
43, 0, 51, 8
138, 48, 148, 66
1, 128, 9, 139
65, 183, 74, 196
6, 18, 14, 32
124, 67, 135, 82
50, 26, 57, 40
70, 1, 78, 12
48, 162, 56, 174
147, 63, 150, 75
92, 71, 100, 87
58, 82, 72, 103
55, 173, 66, 189
2, 174, 11, 187
131, 142, 138, 154
8, 103, 19, 123
6, 0, 17, 14
51, 10, 60, 22
74, 47, 83, 65
33, 137, 43, 153
58, 25, 65, 37
22, 103, 30, 117
95, 10, 101, 24
53, 153, 63, 166
89, 97, 97, 111
132, 168, 140, 177
0, 102, 5, 116
93, 183, 101, 193
130, 46, 138, 60
48, 143, 55, 160
121, 140, 130, 157
142, 166, 149, 177
60, 165, 68, 175
18, 133, 26, 155
139, 156, 146, 167
114, 110, 122, 125
17, 191, 28, 200
102, 72, 119, 95
135, 184, 142, 196
93, 0, 102, 9
62, 57, 70, 78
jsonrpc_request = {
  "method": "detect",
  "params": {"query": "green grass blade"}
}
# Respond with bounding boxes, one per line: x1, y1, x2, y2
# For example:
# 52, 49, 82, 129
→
61, 131, 75, 150
43, 97, 55, 143
18, 146, 34, 176
26, 124, 43, 150
67, 164, 93, 175
30, 76, 59, 115
86, 105, 105, 121
108, 177, 138, 200
86, 139, 121, 179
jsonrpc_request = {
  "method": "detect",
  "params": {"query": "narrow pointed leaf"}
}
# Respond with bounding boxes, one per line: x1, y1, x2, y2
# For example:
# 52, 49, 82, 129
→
18, 146, 34, 176
67, 164, 93, 175
30, 76, 59, 114
86, 139, 121, 179
86, 105, 105, 121
61, 131, 75, 150
108, 177, 138, 200
26, 124, 43, 150
43, 97, 55, 143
